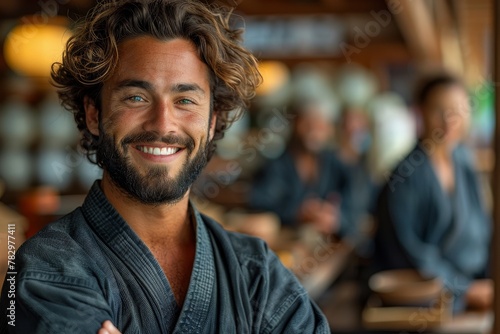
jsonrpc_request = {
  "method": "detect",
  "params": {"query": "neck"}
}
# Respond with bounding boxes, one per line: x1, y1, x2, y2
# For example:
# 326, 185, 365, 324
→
291, 148, 319, 184
338, 135, 359, 163
422, 137, 454, 163
100, 173, 194, 248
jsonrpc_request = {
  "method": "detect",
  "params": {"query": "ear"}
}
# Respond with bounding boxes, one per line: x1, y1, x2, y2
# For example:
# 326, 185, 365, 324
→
208, 113, 217, 141
84, 96, 100, 136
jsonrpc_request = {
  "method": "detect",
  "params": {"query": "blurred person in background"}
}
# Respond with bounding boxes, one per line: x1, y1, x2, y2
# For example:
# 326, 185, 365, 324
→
0, 1, 330, 333
336, 105, 376, 231
248, 99, 355, 237
374, 72, 492, 312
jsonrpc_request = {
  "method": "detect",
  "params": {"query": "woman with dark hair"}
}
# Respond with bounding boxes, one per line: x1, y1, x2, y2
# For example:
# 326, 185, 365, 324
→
374, 72, 492, 312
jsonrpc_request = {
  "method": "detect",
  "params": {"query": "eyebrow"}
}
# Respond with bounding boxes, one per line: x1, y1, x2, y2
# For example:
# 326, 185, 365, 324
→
171, 83, 206, 97
114, 79, 153, 92
113, 80, 206, 96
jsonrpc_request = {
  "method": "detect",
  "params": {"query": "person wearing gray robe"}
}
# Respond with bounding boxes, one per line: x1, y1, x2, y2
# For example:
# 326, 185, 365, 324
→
373, 72, 492, 313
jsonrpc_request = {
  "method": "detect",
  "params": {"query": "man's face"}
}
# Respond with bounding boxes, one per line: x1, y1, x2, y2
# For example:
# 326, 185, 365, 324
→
86, 37, 216, 204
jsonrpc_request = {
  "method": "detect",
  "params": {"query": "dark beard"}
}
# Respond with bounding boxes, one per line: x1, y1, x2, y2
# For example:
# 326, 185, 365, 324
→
97, 129, 209, 205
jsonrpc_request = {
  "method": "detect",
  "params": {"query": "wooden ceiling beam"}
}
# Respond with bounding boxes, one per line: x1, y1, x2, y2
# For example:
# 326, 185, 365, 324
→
453, 0, 493, 86
387, 0, 441, 64
435, 0, 465, 75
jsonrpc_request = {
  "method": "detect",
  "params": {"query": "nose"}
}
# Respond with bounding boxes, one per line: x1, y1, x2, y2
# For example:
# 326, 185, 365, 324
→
444, 109, 461, 127
143, 101, 179, 133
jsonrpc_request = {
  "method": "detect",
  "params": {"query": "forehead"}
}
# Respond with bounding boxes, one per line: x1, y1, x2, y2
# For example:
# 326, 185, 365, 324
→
109, 36, 210, 87
424, 84, 468, 104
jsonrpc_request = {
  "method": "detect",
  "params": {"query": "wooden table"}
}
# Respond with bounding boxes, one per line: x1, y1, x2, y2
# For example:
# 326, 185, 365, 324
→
362, 291, 493, 333
434, 311, 492, 333
298, 241, 354, 300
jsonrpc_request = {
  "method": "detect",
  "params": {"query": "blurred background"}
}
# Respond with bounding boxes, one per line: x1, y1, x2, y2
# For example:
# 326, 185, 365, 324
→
0, 0, 495, 333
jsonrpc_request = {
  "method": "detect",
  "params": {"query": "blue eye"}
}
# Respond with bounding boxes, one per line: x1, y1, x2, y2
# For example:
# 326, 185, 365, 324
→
178, 98, 194, 104
128, 95, 145, 102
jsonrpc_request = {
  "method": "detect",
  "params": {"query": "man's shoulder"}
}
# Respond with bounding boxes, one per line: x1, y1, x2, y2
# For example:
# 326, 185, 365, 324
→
200, 213, 287, 277
201, 213, 305, 289
15, 208, 98, 275
20, 208, 85, 249
196, 214, 329, 332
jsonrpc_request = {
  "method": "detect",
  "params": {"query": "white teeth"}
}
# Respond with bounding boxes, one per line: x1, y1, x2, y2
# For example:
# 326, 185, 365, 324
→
138, 146, 179, 156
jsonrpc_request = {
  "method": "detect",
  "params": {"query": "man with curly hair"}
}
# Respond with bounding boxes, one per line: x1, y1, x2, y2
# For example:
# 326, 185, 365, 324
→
0, 1, 329, 333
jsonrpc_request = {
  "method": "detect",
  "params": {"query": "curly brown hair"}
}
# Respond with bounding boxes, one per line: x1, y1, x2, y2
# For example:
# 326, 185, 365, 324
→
51, 0, 261, 163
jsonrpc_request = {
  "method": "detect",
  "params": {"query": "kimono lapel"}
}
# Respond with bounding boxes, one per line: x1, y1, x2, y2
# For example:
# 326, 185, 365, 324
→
82, 183, 179, 333
173, 208, 215, 333
444, 152, 471, 251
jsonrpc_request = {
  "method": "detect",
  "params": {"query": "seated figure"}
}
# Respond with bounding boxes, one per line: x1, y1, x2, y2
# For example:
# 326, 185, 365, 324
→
374, 73, 492, 312
249, 100, 355, 237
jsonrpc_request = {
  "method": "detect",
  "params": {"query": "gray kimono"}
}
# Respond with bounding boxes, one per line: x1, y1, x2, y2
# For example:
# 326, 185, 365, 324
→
374, 143, 491, 312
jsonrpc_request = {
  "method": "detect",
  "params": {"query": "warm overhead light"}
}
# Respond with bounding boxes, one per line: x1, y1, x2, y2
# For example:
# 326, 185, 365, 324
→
3, 16, 71, 77
256, 61, 290, 96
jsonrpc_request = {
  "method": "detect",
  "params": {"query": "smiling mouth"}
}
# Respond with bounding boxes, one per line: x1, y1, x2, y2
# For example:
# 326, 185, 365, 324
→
136, 145, 181, 156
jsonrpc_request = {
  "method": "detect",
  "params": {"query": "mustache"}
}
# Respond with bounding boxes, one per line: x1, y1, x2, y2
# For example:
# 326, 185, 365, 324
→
121, 131, 195, 151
